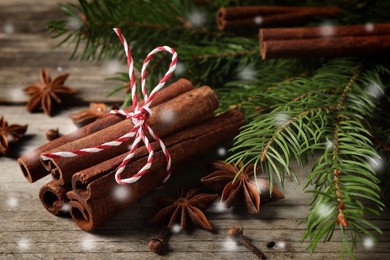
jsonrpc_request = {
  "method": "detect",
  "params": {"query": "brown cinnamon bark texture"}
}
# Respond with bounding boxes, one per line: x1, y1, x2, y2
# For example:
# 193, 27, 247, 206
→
18, 79, 193, 183
217, 6, 341, 30
261, 35, 390, 59
39, 180, 71, 216
260, 23, 390, 41
43, 86, 219, 186
67, 110, 244, 231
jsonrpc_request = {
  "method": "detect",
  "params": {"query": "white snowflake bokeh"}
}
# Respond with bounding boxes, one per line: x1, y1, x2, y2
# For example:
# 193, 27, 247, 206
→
61, 203, 70, 213
254, 16, 263, 25
113, 185, 131, 202
17, 238, 30, 250
315, 203, 334, 219
171, 224, 182, 234
174, 62, 186, 76
325, 138, 334, 150
6, 88, 25, 102
209, 200, 230, 213
223, 238, 237, 251
187, 11, 206, 28
365, 23, 374, 33
319, 22, 335, 37
4, 22, 15, 34
368, 155, 384, 172
237, 65, 257, 81
217, 147, 227, 157
362, 236, 375, 250
7, 197, 18, 208
105, 60, 123, 74
57, 66, 63, 72
159, 109, 176, 126
81, 235, 96, 251
276, 241, 286, 249
274, 113, 290, 126
67, 17, 82, 31
365, 82, 384, 99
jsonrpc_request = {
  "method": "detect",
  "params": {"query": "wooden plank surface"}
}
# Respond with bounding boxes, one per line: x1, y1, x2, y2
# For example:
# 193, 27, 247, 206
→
0, 1, 389, 259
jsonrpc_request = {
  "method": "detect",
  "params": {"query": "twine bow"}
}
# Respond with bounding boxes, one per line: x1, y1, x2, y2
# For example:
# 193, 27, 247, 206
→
41, 28, 177, 184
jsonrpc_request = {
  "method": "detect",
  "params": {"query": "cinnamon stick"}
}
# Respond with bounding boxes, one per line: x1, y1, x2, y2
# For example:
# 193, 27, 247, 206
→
217, 6, 341, 30
67, 110, 244, 231
18, 78, 193, 183
39, 180, 71, 216
43, 86, 219, 186
261, 35, 390, 59
260, 23, 390, 41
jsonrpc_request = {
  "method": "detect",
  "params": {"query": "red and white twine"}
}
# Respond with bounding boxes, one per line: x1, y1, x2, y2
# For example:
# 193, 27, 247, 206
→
41, 28, 177, 184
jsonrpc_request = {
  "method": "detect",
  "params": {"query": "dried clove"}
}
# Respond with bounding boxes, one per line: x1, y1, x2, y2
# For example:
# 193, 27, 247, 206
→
228, 226, 266, 259
46, 128, 62, 141
148, 227, 172, 255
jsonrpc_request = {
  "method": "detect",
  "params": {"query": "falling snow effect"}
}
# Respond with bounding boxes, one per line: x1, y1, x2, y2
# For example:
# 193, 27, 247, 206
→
6, 88, 25, 102
7, 197, 18, 208
217, 147, 227, 157
57, 66, 63, 72
365, 82, 384, 99
67, 17, 82, 31
254, 16, 263, 25
4, 22, 15, 34
319, 23, 335, 37
61, 203, 70, 213
365, 23, 374, 33
276, 241, 286, 249
174, 62, 186, 76
187, 11, 206, 28
368, 155, 384, 172
113, 185, 131, 202
160, 109, 176, 126
209, 200, 230, 213
325, 138, 334, 150
237, 65, 257, 81
17, 238, 30, 250
81, 235, 96, 251
223, 238, 238, 251
363, 237, 375, 250
273, 113, 290, 126
171, 224, 182, 234
61, 123, 78, 135
315, 203, 334, 219
105, 60, 123, 74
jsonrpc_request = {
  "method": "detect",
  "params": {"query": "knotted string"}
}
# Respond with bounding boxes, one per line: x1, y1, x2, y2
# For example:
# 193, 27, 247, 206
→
41, 28, 177, 184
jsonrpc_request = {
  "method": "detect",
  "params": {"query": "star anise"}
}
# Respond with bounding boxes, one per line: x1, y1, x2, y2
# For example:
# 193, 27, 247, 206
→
24, 68, 76, 116
69, 103, 108, 127
0, 116, 28, 156
150, 188, 218, 231
201, 161, 284, 214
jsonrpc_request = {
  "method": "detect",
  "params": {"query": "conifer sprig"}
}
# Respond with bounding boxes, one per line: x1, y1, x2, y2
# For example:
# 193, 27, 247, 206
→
228, 59, 388, 257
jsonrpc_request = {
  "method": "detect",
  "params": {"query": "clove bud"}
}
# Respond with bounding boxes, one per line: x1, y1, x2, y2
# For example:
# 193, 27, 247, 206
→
228, 226, 266, 259
148, 227, 172, 255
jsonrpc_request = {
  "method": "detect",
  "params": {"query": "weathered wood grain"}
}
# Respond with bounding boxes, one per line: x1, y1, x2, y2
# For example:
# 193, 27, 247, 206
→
1, 104, 389, 259
0, 0, 125, 104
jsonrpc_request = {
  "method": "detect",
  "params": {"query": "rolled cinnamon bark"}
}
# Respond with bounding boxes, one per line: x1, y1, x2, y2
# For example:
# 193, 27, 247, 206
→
259, 23, 390, 41
39, 180, 71, 216
261, 35, 390, 59
217, 6, 341, 30
18, 78, 193, 183
67, 110, 244, 231
44, 86, 219, 186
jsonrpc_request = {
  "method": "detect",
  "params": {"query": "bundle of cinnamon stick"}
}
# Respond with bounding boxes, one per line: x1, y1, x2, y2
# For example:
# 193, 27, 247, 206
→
19, 79, 244, 231
259, 23, 390, 59
217, 5, 341, 30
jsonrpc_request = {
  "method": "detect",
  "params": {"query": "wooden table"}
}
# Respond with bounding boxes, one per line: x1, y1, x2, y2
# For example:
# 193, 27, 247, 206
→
1, 1, 389, 259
